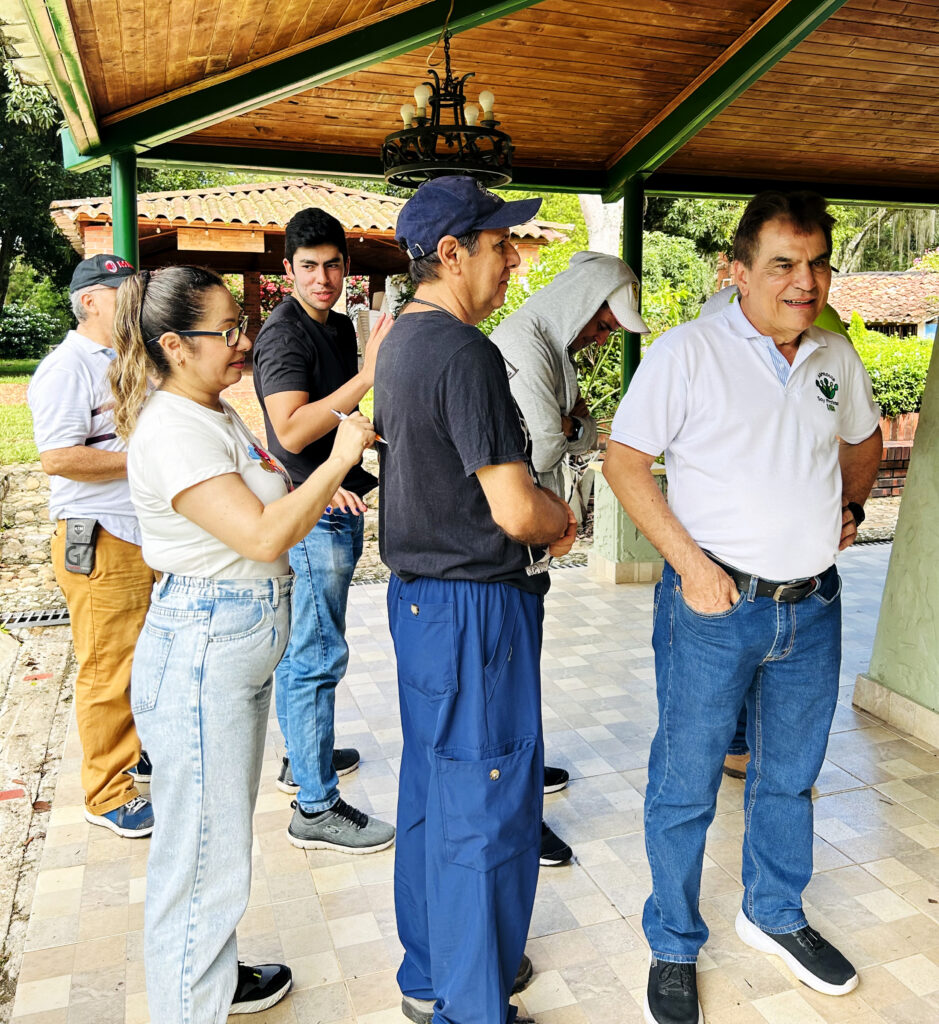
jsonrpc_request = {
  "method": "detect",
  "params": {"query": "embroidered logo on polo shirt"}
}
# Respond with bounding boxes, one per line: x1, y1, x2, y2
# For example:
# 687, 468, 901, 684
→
815, 372, 839, 411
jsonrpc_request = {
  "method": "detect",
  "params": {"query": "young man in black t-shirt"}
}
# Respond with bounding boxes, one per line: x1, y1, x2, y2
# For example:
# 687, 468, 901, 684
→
252, 208, 395, 854
375, 177, 577, 1024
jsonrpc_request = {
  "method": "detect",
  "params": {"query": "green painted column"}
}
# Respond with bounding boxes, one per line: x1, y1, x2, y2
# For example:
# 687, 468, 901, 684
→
854, 340, 939, 747
111, 151, 139, 267
620, 177, 644, 394
590, 177, 663, 584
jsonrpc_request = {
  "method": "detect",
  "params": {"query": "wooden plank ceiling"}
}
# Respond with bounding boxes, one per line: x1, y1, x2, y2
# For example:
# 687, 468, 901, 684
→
69, 0, 432, 119
52, 0, 939, 198
182, 0, 769, 174
658, 0, 939, 192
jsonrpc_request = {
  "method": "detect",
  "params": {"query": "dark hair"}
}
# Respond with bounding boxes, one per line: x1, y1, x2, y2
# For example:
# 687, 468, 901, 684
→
733, 191, 835, 268
109, 266, 226, 438
400, 230, 481, 286
285, 207, 348, 266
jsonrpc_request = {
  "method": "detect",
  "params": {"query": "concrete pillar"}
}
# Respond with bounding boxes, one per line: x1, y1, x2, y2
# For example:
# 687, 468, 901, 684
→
854, 339, 939, 747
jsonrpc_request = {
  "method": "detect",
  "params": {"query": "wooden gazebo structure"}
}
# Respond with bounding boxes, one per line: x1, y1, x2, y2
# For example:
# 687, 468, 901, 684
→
48, 177, 568, 335
9, 0, 939, 770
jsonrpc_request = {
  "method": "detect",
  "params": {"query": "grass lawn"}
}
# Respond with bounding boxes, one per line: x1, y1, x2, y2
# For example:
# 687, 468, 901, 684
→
0, 358, 39, 464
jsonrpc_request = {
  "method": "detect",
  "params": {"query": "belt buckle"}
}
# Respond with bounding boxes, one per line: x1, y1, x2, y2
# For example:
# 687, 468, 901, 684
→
773, 577, 819, 603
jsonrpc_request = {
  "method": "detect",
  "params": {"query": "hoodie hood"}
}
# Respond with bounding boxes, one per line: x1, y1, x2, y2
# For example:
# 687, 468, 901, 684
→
493, 251, 647, 364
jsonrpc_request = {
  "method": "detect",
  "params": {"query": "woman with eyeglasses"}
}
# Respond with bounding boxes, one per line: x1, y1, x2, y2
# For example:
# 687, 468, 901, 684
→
109, 266, 375, 1024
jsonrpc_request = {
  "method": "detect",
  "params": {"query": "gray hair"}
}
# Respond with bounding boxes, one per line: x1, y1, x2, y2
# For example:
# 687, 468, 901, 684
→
70, 288, 92, 323
401, 231, 481, 286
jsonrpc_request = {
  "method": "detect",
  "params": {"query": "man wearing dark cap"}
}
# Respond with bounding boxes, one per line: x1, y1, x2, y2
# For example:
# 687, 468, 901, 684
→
375, 177, 577, 1024
28, 254, 155, 837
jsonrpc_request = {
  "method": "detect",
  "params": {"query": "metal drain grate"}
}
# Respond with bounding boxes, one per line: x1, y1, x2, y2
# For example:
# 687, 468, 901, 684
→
1, 607, 71, 628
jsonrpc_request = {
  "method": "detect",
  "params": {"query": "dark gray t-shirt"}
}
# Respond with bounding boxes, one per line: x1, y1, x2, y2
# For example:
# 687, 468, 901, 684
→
375, 309, 550, 595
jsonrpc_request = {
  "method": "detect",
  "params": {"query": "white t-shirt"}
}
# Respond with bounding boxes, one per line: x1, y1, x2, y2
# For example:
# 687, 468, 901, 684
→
610, 300, 881, 580
128, 391, 291, 578
28, 330, 140, 544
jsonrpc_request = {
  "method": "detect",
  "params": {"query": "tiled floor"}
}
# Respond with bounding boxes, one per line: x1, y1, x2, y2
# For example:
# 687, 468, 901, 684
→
12, 544, 939, 1023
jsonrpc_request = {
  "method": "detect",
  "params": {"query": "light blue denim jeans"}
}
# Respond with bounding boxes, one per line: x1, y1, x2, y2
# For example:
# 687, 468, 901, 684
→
276, 509, 363, 813
643, 561, 841, 962
132, 572, 293, 1024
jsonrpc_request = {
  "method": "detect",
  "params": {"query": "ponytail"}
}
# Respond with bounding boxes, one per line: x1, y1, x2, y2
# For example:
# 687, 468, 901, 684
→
109, 265, 225, 440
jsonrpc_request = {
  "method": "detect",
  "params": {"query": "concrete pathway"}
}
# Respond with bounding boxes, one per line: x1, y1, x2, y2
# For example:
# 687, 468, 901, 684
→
6, 544, 939, 1023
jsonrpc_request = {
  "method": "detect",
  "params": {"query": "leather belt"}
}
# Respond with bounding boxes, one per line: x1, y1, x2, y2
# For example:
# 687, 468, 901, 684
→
706, 554, 821, 604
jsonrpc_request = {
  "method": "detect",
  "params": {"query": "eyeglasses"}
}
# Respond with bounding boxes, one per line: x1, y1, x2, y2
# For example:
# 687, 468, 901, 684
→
148, 315, 249, 348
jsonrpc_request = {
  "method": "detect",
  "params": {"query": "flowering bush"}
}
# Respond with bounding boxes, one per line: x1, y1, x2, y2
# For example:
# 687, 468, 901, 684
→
0, 303, 62, 358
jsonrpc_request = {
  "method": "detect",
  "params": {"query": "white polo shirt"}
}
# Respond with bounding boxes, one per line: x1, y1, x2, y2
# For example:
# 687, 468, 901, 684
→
610, 300, 880, 580
28, 330, 140, 545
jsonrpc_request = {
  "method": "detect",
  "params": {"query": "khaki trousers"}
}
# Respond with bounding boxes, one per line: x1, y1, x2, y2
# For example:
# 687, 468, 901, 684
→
51, 522, 155, 814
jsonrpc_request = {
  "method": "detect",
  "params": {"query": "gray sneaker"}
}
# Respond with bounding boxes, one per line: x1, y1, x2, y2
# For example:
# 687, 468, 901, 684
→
287, 798, 395, 854
401, 997, 533, 1024
400, 954, 534, 1023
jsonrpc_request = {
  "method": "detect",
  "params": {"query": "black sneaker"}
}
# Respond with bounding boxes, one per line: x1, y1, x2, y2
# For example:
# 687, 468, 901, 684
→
400, 955, 534, 1023
333, 747, 361, 776
540, 820, 573, 866
128, 750, 152, 784
544, 764, 569, 793
735, 909, 858, 995
230, 962, 292, 1014
644, 957, 702, 1024
276, 751, 361, 794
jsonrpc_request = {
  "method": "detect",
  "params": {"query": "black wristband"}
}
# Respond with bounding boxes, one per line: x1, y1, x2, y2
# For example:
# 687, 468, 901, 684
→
846, 501, 866, 526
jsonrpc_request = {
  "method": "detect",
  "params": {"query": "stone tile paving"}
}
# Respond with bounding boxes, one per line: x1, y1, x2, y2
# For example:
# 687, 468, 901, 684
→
9, 543, 939, 1023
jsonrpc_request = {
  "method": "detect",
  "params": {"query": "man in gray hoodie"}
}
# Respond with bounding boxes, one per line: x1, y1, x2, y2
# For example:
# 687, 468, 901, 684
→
492, 251, 650, 520
492, 251, 650, 867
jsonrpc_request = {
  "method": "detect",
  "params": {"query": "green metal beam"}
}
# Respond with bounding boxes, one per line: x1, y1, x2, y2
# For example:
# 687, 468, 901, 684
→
111, 152, 139, 267
62, 0, 542, 165
602, 0, 851, 202
129, 143, 609, 193
646, 173, 939, 210
620, 179, 644, 395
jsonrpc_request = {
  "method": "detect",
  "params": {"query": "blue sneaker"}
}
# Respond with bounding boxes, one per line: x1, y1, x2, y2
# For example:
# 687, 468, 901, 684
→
84, 795, 154, 838
128, 750, 152, 784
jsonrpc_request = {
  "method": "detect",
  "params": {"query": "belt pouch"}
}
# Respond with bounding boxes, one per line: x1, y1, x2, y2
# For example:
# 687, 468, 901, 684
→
64, 517, 99, 575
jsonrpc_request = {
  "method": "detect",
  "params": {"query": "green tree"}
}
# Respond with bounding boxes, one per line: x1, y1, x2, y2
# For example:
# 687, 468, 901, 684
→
0, 61, 111, 309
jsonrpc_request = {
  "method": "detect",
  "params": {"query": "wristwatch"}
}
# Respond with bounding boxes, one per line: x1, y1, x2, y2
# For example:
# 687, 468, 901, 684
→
566, 416, 584, 442
845, 501, 866, 526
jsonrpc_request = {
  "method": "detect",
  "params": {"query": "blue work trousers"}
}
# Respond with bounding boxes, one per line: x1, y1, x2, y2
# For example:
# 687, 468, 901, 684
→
388, 575, 544, 1024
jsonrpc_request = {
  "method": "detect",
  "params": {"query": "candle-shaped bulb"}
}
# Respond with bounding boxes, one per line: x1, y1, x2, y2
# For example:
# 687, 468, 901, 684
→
400, 102, 416, 126
478, 90, 495, 118
465, 103, 479, 126
413, 83, 431, 116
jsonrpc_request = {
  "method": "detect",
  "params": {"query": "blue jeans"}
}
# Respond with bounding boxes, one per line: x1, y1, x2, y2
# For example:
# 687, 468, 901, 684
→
643, 561, 841, 962
276, 509, 363, 812
132, 572, 293, 1024
389, 576, 544, 1024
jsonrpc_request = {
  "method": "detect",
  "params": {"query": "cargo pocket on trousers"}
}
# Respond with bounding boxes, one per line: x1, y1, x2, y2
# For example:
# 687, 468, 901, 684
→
131, 623, 174, 714
393, 598, 458, 700
436, 738, 539, 872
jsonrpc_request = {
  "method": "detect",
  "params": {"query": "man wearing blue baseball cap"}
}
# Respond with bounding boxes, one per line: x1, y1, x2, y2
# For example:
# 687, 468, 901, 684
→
375, 176, 577, 1024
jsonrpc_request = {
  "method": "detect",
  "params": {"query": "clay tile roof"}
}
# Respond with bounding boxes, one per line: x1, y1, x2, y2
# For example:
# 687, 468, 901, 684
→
828, 271, 939, 326
49, 177, 570, 254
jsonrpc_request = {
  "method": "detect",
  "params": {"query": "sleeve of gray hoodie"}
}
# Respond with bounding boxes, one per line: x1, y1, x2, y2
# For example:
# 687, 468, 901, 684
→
502, 328, 599, 485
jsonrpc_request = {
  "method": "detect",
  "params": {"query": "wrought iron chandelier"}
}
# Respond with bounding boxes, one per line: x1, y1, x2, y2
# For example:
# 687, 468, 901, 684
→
381, 30, 514, 189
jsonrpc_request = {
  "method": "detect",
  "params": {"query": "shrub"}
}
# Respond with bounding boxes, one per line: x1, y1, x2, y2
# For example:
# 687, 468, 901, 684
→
0, 303, 62, 359
848, 312, 932, 417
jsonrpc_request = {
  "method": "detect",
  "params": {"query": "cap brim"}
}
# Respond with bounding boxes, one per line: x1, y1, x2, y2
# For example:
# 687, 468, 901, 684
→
608, 298, 651, 334
476, 197, 543, 232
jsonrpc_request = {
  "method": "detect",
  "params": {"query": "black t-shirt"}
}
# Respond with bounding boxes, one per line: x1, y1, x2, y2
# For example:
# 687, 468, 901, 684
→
252, 296, 376, 494
375, 310, 550, 595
